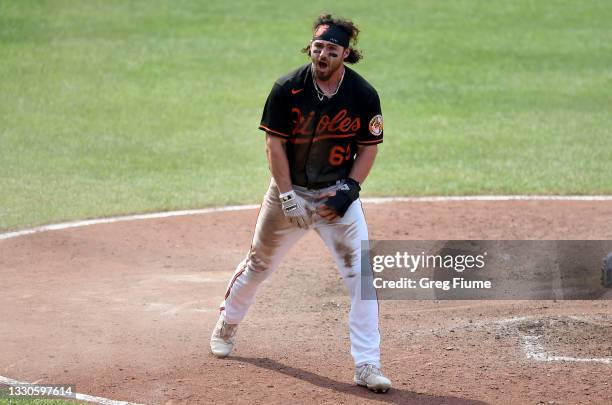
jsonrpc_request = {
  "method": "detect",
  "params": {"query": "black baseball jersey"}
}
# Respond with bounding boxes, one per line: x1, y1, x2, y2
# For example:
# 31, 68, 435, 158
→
258, 63, 383, 189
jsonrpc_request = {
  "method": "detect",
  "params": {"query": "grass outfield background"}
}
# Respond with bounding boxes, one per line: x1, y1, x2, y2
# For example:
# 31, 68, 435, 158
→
0, 385, 77, 405
1, 0, 611, 231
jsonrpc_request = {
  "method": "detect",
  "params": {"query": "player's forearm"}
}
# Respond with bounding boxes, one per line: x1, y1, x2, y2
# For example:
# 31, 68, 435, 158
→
349, 145, 378, 184
265, 134, 293, 193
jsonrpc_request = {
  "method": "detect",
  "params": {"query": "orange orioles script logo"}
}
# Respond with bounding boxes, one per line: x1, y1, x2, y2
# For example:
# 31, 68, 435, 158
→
369, 114, 383, 136
291, 108, 360, 139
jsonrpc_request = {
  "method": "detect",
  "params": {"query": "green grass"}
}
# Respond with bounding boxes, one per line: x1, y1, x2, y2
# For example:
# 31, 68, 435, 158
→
1, 0, 611, 231
0, 385, 81, 405
0, 398, 79, 405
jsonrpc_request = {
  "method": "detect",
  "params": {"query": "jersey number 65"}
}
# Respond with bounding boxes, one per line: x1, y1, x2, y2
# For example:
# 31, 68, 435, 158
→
328, 144, 352, 166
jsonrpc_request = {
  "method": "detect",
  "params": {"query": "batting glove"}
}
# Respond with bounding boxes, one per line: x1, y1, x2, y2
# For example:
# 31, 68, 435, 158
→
279, 190, 313, 229
323, 178, 361, 217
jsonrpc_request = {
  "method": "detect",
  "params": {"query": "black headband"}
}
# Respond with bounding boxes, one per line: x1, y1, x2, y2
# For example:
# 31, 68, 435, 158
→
312, 24, 350, 48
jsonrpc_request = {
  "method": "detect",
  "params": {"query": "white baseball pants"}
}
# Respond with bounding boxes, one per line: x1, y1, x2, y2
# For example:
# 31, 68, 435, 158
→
219, 179, 381, 367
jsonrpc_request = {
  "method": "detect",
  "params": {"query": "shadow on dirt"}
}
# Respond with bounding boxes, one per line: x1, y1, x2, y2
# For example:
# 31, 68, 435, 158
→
228, 356, 489, 404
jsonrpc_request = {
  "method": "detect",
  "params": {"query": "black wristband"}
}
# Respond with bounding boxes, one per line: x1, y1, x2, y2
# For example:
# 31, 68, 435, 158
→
324, 178, 361, 217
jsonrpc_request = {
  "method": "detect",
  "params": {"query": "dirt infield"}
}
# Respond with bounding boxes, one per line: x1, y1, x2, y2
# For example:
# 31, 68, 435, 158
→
1, 200, 611, 404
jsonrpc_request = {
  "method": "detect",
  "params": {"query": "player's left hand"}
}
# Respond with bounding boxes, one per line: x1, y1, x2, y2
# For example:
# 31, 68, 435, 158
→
318, 178, 361, 220
315, 192, 339, 221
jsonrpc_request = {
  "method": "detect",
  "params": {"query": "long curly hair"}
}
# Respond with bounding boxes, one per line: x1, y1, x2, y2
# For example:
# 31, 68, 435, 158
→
301, 14, 363, 64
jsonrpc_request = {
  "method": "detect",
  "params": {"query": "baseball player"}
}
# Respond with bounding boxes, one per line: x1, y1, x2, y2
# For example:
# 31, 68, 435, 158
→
210, 14, 391, 393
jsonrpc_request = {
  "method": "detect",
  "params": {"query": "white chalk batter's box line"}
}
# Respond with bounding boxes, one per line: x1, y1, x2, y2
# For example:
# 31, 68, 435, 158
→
0, 375, 144, 405
2, 195, 612, 241
492, 316, 612, 364
521, 336, 612, 364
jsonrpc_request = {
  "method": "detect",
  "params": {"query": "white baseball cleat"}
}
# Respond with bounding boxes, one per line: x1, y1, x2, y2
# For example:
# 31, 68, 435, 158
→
354, 364, 392, 393
210, 315, 238, 358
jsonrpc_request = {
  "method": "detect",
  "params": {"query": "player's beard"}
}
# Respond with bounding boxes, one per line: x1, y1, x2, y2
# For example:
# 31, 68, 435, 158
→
313, 62, 332, 82
313, 58, 338, 82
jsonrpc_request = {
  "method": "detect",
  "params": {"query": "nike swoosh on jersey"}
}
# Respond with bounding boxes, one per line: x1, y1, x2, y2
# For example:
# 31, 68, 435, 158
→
291, 88, 304, 95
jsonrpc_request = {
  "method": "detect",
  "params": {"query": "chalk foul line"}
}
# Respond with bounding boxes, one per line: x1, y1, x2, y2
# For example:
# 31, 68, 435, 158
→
2, 195, 612, 241
0, 375, 144, 405
0, 204, 260, 241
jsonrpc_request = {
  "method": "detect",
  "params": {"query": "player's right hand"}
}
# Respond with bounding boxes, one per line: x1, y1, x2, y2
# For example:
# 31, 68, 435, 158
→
279, 190, 313, 229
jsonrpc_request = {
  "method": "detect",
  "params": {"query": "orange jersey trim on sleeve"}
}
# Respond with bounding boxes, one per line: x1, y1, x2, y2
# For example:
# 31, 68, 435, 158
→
258, 125, 290, 139
356, 139, 383, 145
